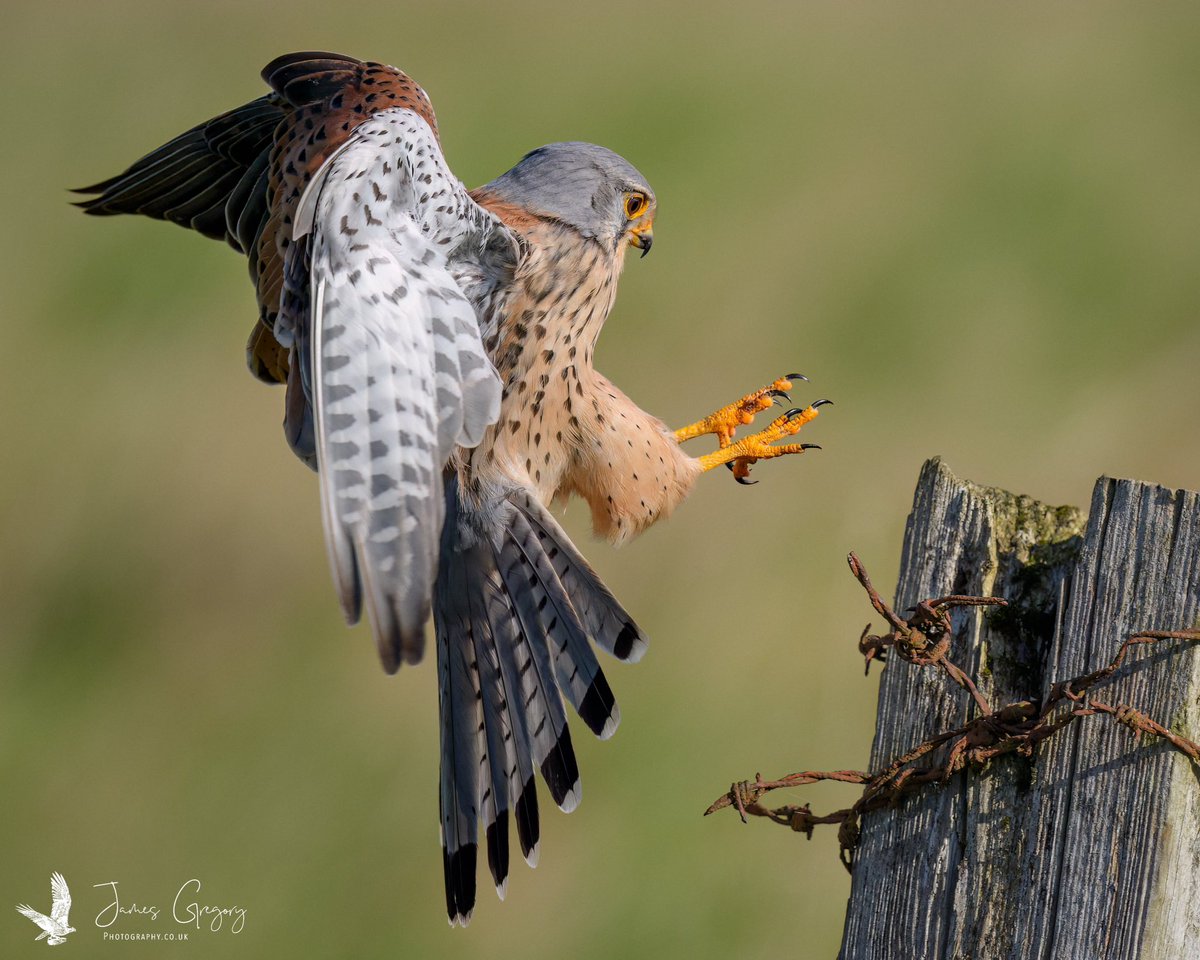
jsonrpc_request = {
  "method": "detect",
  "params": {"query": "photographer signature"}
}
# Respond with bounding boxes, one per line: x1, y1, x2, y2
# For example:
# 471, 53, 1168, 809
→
93, 879, 246, 933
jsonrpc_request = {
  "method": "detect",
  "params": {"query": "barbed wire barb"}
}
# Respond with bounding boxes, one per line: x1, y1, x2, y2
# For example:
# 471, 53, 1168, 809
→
706, 552, 1200, 870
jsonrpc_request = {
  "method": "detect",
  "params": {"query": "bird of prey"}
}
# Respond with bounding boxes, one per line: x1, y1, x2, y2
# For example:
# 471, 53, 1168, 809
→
76, 51, 827, 925
16, 872, 75, 945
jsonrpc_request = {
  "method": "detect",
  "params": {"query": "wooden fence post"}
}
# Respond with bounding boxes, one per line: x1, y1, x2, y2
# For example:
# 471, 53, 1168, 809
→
838, 458, 1200, 960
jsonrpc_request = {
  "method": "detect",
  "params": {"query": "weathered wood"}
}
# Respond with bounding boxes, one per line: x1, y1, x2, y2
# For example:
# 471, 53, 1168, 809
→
839, 458, 1200, 960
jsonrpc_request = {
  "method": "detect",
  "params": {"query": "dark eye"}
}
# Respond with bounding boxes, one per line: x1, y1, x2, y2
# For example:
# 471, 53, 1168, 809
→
625, 194, 646, 218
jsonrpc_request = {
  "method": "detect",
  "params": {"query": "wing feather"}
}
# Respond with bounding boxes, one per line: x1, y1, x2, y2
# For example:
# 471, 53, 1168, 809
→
303, 107, 509, 670
74, 96, 281, 250
75, 53, 445, 386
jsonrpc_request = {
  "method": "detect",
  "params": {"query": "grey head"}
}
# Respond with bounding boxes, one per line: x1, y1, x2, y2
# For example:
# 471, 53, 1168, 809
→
481, 142, 656, 254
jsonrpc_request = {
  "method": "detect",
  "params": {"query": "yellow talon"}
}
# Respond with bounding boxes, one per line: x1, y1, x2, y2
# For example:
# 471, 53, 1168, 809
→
674, 376, 802, 447
697, 404, 825, 477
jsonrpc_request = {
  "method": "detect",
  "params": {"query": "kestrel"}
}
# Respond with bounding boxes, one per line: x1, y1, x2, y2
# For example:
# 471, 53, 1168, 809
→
76, 51, 828, 925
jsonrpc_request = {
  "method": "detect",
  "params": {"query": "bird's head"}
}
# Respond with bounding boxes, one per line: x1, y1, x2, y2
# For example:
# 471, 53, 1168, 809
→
481, 142, 655, 257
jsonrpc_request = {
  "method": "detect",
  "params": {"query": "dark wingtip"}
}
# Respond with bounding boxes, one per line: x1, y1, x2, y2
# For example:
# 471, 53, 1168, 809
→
71, 185, 128, 214
72, 199, 112, 214
70, 170, 132, 198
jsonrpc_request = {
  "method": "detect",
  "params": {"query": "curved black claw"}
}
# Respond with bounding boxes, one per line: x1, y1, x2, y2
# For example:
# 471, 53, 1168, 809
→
802, 443, 822, 451
784, 373, 810, 382
811, 398, 833, 409
784, 407, 806, 419
735, 474, 759, 486
767, 388, 790, 408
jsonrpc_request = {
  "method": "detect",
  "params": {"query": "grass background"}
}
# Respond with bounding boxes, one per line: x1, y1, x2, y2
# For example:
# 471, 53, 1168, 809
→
3, 1, 1199, 956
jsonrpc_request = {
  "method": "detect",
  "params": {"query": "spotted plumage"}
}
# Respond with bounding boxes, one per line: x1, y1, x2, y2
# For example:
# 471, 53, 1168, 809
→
76, 50, 825, 927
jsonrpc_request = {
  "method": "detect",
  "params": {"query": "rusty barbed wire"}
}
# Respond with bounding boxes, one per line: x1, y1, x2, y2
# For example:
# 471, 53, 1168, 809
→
705, 552, 1200, 871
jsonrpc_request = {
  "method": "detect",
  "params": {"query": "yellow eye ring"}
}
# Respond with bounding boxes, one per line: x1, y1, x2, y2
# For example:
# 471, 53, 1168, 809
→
624, 193, 647, 219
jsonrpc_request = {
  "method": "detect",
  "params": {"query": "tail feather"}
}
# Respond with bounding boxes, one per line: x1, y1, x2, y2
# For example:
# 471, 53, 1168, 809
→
433, 548, 484, 927
512, 490, 649, 662
432, 479, 645, 925
505, 510, 619, 739
492, 539, 580, 813
468, 569, 520, 897
478, 572, 541, 867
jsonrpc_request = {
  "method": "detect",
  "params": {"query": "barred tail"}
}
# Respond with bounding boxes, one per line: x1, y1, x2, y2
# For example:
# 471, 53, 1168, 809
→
433, 477, 647, 925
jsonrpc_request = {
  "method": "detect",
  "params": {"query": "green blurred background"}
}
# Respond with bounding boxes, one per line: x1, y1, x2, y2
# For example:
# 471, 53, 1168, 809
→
4, 1, 1199, 956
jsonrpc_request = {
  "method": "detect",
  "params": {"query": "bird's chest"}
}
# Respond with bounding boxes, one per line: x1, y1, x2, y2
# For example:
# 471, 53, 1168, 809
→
477, 256, 618, 501
485, 339, 600, 501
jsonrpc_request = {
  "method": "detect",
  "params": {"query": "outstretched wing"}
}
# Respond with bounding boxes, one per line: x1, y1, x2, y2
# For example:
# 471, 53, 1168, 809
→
50, 872, 71, 923
74, 53, 447, 385
74, 54, 517, 666
298, 107, 514, 672
73, 96, 281, 252
15, 905, 54, 931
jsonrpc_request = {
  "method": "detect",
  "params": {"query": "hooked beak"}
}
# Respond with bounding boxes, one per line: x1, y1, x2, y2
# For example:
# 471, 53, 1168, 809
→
630, 228, 654, 258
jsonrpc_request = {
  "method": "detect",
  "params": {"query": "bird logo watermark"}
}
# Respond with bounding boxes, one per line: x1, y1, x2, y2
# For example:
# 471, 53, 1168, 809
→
15, 872, 76, 946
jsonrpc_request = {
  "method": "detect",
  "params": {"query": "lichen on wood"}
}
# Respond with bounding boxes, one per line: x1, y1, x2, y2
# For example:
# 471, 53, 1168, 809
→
846, 462, 1200, 960
707, 458, 1200, 960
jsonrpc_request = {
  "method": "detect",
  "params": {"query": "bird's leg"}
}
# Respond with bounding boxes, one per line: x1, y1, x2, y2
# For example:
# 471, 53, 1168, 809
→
696, 403, 829, 483
673, 375, 806, 447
